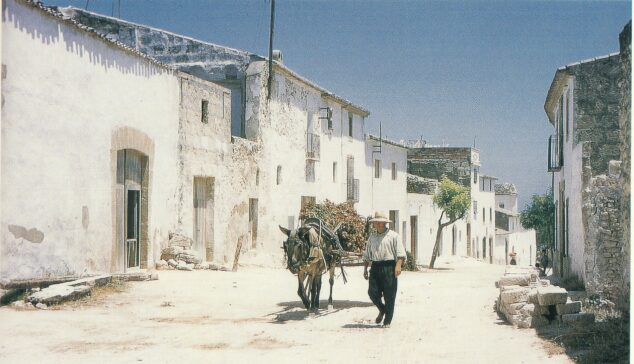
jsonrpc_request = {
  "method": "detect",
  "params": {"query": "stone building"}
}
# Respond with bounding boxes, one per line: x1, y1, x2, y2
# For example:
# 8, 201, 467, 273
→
494, 183, 537, 267
406, 147, 496, 263
544, 22, 630, 303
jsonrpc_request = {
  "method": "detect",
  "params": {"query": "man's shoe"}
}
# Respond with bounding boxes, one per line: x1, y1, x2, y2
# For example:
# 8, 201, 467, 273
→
375, 312, 385, 324
382, 323, 391, 328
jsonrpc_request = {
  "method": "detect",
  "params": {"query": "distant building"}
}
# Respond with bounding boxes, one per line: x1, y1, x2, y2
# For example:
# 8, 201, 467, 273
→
406, 147, 496, 263
544, 21, 630, 303
494, 183, 536, 267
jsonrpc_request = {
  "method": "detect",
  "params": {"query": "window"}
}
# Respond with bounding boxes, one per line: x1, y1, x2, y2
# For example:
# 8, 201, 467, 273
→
256, 168, 260, 186
565, 198, 569, 257
201, 99, 209, 123
333, 162, 337, 183
482, 208, 485, 222
348, 112, 353, 137
565, 90, 570, 141
489, 208, 492, 222
473, 200, 478, 219
374, 159, 381, 178
499, 203, 505, 209
306, 160, 315, 182
276, 166, 282, 185
391, 162, 397, 180
473, 167, 479, 184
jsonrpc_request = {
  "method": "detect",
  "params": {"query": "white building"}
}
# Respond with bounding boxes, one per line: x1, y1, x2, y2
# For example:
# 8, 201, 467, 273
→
1, 1, 413, 284
406, 147, 497, 265
494, 183, 536, 267
1, 0, 251, 281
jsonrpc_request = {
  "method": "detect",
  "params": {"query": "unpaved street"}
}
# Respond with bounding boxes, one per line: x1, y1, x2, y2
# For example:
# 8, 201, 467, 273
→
0, 257, 573, 363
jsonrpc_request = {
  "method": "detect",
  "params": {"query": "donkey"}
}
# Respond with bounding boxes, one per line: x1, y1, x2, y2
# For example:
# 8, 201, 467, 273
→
279, 222, 340, 313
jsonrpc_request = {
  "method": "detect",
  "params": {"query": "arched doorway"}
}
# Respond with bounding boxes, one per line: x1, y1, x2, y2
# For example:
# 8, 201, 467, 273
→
115, 149, 149, 272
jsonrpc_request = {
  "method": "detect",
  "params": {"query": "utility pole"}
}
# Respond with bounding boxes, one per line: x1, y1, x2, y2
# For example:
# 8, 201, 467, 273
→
267, 0, 275, 100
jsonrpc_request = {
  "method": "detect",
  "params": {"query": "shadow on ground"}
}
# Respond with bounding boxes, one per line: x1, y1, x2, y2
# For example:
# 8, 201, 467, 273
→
269, 300, 373, 324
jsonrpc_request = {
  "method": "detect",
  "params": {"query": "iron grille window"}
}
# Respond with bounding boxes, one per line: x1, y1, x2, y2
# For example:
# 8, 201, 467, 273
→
548, 135, 562, 171
306, 133, 320, 160
201, 99, 209, 124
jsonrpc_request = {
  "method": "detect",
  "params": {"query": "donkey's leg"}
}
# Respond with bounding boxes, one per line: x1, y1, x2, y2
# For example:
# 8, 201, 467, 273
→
313, 273, 322, 310
327, 265, 336, 310
297, 271, 310, 309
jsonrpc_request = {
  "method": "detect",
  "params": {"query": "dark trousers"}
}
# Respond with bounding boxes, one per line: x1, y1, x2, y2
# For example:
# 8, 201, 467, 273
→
368, 260, 398, 325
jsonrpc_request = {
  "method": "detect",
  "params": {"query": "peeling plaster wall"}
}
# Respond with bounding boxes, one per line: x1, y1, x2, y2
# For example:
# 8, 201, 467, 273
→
174, 74, 240, 264
1, 0, 180, 281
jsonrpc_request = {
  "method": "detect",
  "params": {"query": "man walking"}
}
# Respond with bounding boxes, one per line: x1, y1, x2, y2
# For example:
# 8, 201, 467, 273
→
363, 211, 406, 328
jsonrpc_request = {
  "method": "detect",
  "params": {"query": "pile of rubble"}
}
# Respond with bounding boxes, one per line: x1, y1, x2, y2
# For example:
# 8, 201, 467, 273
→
157, 233, 228, 272
496, 266, 595, 328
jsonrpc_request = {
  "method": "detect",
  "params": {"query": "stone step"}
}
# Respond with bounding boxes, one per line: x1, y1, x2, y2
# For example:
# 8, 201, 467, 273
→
537, 286, 568, 306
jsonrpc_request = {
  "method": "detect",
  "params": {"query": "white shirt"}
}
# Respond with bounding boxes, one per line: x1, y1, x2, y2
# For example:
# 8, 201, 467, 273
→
362, 229, 406, 263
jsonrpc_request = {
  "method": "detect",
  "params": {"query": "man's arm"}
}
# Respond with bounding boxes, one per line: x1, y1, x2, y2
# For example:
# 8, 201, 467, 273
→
394, 233, 406, 277
364, 261, 369, 280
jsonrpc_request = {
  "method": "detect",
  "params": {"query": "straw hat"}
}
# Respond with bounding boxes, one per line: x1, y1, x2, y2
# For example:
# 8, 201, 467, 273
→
369, 211, 391, 224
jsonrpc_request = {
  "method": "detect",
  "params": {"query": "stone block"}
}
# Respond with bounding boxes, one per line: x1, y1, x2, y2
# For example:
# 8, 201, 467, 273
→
500, 285, 521, 292
168, 234, 193, 248
537, 286, 568, 306
161, 245, 183, 261
519, 303, 535, 316
501, 288, 529, 304
507, 302, 525, 315
562, 312, 595, 325
556, 301, 582, 315
156, 260, 168, 270
498, 275, 530, 287
35, 303, 48, 310
179, 250, 202, 264
167, 259, 178, 268
534, 304, 551, 316
527, 289, 539, 304
28, 284, 91, 305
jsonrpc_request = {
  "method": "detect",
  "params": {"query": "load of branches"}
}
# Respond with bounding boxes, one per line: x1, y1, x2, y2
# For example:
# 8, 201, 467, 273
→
299, 199, 368, 253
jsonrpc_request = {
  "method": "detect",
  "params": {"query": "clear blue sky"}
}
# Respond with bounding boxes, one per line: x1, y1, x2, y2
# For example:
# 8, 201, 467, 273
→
48, 0, 632, 208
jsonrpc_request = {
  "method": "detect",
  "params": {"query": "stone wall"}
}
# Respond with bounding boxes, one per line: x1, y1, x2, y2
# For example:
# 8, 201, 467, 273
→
570, 54, 621, 176
406, 174, 439, 194
582, 162, 624, 301
618, 21, 631, 309
58, 8, 259, 82
407, 147, 473, 188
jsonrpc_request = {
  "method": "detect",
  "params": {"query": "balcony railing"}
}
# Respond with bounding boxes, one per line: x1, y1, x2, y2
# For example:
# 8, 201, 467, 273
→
306, 133, 320, 160
548, 134, 562, 172
347, 178, 359, 202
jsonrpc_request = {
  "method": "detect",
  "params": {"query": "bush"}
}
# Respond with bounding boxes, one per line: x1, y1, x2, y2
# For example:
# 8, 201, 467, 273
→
402, 251, 418, 271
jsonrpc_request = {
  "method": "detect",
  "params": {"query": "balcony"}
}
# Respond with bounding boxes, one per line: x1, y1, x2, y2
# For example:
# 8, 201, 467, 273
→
306, 133, 320, 160
347, 178, 359, 202
548, 134, 562, 172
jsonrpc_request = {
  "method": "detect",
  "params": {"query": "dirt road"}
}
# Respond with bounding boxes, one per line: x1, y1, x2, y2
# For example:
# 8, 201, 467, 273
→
0, 257, 573, 363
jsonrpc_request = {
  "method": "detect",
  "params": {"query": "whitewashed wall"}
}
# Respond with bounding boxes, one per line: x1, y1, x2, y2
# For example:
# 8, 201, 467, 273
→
1, 0, 180, 280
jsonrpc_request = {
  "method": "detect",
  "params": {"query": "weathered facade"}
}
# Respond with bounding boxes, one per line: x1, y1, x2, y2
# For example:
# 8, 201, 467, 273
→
45, 5, 395, 267
2, 0, 180, 281
544, 24, 630, 303
617, 21, 631, 308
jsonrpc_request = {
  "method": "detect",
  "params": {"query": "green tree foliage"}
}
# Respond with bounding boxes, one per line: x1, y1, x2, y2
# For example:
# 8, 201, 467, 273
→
429, 177, 471, 268
520, 191, 555, 251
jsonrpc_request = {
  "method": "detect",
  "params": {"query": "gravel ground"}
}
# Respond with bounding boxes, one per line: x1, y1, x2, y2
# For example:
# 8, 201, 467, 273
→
0, 256, 574, 363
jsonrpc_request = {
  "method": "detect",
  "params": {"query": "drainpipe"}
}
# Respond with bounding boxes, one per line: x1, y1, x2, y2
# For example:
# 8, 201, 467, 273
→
267, 0, 275, 101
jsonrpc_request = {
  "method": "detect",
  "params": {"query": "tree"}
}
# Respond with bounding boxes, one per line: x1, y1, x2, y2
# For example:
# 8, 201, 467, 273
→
520, 191, 555, 251
429, 177, 471, 269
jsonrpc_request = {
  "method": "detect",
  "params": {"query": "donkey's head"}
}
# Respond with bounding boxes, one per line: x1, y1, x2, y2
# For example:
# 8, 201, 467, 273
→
279, 226, 310, 274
